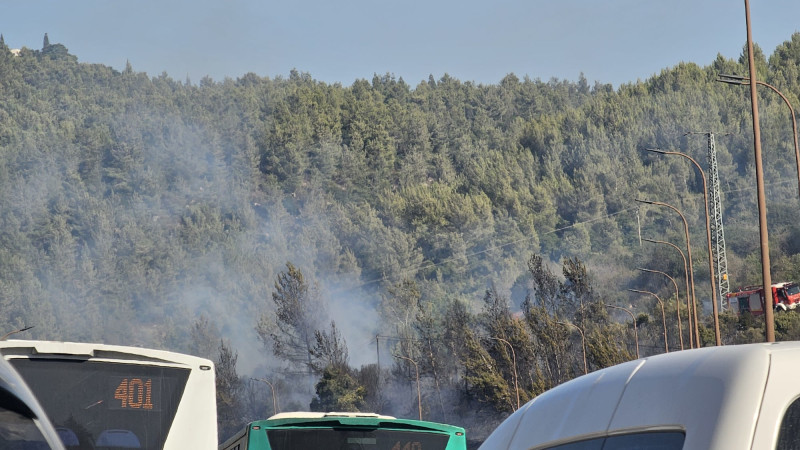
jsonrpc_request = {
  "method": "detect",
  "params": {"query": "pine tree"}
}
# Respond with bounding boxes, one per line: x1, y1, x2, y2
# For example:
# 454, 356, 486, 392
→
256, 262, 326, 375
309, 366, 365, 412
43, 33, 50, 49
0, 34, 8, 56
309, 320, 349, 373
216, 340, 243, 441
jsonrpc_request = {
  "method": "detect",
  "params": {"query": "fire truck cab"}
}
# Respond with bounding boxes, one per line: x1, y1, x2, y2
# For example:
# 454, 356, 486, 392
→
726, 282, 800, 315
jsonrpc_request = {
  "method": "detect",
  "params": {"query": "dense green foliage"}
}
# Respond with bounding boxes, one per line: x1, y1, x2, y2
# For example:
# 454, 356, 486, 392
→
6, 34, 800, 442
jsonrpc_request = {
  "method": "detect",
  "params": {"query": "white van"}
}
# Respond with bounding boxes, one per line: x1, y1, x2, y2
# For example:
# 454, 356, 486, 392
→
479, 342, 800, 450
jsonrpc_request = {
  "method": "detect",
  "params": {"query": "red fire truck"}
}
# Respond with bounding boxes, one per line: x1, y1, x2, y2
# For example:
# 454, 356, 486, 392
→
726, 282, 800, 315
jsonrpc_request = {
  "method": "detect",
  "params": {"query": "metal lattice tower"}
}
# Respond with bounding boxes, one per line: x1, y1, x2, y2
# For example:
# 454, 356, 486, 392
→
706, 133, 731, 309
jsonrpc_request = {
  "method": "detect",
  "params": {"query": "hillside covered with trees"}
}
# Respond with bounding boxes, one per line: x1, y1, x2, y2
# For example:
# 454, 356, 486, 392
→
4, 33, 800, 442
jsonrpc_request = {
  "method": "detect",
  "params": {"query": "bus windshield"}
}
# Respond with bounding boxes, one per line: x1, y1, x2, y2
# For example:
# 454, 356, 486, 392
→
266, 428, 450, 450
9, 358, 189, 450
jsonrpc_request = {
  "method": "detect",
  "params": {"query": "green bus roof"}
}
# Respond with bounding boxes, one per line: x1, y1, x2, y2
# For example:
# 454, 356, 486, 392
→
248, 412, 466, 435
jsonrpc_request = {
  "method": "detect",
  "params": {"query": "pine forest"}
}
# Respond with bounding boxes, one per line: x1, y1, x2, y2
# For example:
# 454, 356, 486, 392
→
4, 34, 800, 443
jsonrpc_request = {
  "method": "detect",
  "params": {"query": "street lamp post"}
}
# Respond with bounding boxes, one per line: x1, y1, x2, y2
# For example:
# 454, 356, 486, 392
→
604, 304, 639, 359
486, 337, 520, 410
556, 321, 588, 375
643, 238, 694, 349
628, 288, 669, 353
0, 326, 33, 341
717, 74, 800, 204
637, 268, 684, 350
645, 149, 722, 346
717, 71, 792, 343
636, 199, 702, 348
251, 378, 278, 416
393, 354, 422, 420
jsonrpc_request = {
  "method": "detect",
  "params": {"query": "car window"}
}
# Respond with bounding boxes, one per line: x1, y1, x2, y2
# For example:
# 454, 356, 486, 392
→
603, 431, 685, 449
777, 396, 800, 449
546, 436, 604, 449
547, 431, 685, 450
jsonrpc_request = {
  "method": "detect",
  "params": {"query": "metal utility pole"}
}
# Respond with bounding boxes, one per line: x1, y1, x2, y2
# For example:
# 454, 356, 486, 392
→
251, 378, 278, 416
717, 74, 800, 206
638, 267, 684, 351
744, 0, 775, 342
486, 337, 520, 410
643, 238, 694, 349
641, 151, 722, 346
636, 199, 703, 347
605, 304, 639, 359
705, 133, 731, 305
556, 322, 588, 375
628, 289, 669, 354
687, 133, 731, 308
394, 354, 422, 420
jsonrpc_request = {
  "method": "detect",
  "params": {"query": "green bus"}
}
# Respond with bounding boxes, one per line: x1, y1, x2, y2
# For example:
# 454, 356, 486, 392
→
220, 412, 467, 450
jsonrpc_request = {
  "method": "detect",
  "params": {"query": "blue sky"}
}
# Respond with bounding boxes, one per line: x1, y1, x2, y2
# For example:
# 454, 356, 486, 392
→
2, 1, 799, 87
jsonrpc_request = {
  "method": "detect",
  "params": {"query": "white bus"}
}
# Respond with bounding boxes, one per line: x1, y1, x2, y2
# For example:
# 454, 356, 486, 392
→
0, 340, 217, 450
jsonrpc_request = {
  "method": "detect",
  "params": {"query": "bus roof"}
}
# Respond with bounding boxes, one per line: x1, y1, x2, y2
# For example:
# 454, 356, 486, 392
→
268, 412, 397, 420
0, 339, 213, 368
253, 411, 465, 434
